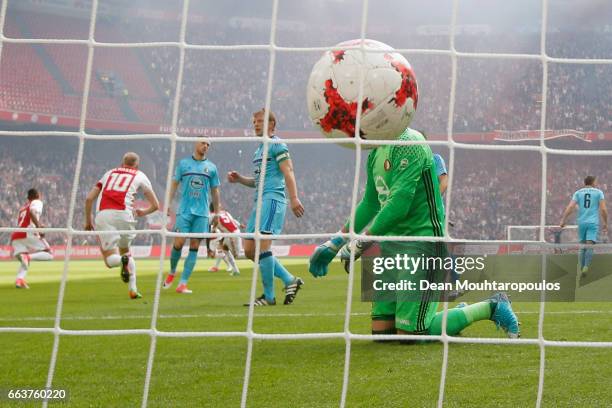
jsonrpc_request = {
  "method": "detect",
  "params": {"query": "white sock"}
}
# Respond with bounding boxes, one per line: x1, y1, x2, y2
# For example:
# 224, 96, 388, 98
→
214, 256, 223, 268
226, 251, 239, 274
105, 254, 122, 268
16, 264, 28, 280
128, 256, 137, 291
16, 254, 29, 268
30, 251, 53, 261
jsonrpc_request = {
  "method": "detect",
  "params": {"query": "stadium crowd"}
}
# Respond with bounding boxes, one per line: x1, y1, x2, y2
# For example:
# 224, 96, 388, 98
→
1, 10, 610, 134
2, 137, 611, 246
138, 23, 612, 134
102, 14, 612, 134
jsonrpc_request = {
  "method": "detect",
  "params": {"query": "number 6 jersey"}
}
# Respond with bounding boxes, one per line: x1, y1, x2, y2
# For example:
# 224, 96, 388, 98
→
572, 187, 605, 225
96, 167, 153, 212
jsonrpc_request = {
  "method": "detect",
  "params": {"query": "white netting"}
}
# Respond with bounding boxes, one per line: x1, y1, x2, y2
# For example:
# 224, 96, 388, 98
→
507, 225, 578, 243
1, 0, 612, 407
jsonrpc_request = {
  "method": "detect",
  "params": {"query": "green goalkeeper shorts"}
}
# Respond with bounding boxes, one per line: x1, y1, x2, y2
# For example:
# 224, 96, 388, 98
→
371, 242, 444, 333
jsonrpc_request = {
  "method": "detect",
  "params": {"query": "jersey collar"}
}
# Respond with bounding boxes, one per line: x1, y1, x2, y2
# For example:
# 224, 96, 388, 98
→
259, 134, 277, 145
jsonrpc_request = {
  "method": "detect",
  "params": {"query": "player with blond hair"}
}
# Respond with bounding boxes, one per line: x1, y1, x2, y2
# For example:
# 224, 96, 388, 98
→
85, 152, 159, 299
228, 109, 305, 306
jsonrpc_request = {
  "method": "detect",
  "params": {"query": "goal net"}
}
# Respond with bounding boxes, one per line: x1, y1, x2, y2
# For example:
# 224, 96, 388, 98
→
1, 0, 612, 407
507, 225, 578, 243
506, 225, 580, 255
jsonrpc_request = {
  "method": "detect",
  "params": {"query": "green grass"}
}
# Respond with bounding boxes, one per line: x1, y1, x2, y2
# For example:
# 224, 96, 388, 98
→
1, 258, 612, 407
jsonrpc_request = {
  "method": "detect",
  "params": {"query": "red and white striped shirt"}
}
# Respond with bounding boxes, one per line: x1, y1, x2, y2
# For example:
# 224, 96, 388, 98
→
214, 210, 240, 233
96, 167, 152, 212
11, 199, 43, 241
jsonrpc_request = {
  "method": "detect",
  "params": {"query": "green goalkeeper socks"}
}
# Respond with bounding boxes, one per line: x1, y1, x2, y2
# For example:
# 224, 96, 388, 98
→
427, 302, 492, 336
427, 309, 469, 336
462, 301, 493, 324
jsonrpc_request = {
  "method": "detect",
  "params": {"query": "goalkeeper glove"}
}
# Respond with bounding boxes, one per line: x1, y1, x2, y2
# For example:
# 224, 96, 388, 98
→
309, 235, 347, 278
340, 240, 373, 274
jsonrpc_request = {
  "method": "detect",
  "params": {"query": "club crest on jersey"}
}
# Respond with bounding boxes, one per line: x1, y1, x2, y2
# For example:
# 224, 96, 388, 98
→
399, 159, 409, 170
190, 177, 204, 189
384, 159, 391, 171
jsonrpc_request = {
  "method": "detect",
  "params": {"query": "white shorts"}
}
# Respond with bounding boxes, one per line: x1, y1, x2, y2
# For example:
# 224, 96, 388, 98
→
224, 235, 242, 257
12, 235, 50, 256
210, 235, 242, 257
95, 210, 137, 252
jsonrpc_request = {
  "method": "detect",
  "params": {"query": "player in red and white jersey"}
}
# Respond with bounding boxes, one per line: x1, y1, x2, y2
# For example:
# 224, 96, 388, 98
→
11, 188, 53, 289
208, 204, 242, 276
84, 152, 160, 299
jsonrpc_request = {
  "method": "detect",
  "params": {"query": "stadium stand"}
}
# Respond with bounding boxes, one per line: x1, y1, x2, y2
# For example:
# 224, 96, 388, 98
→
1, 9, 610, 131
1, 136, 611, 245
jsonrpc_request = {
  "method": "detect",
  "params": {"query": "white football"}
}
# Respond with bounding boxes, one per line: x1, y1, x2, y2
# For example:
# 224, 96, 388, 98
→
307, 39, 418, 148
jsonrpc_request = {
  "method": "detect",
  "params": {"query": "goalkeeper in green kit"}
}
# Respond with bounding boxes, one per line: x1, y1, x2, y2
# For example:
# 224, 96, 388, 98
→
308, 128, 520, 340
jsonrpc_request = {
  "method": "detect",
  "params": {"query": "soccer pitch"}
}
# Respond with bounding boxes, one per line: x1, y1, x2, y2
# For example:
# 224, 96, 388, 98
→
1, 258, 612, 407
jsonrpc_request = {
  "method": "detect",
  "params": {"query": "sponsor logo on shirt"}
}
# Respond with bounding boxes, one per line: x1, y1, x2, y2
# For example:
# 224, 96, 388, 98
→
190, 177, 204, 189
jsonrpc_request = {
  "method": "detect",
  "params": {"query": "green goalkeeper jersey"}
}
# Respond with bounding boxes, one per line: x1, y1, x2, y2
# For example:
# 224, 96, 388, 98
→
345, 128, 445, 238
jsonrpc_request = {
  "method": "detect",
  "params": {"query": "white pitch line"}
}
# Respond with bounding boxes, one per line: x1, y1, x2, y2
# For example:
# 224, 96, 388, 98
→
0, 309, 611, 323
0, 312, 370, 322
